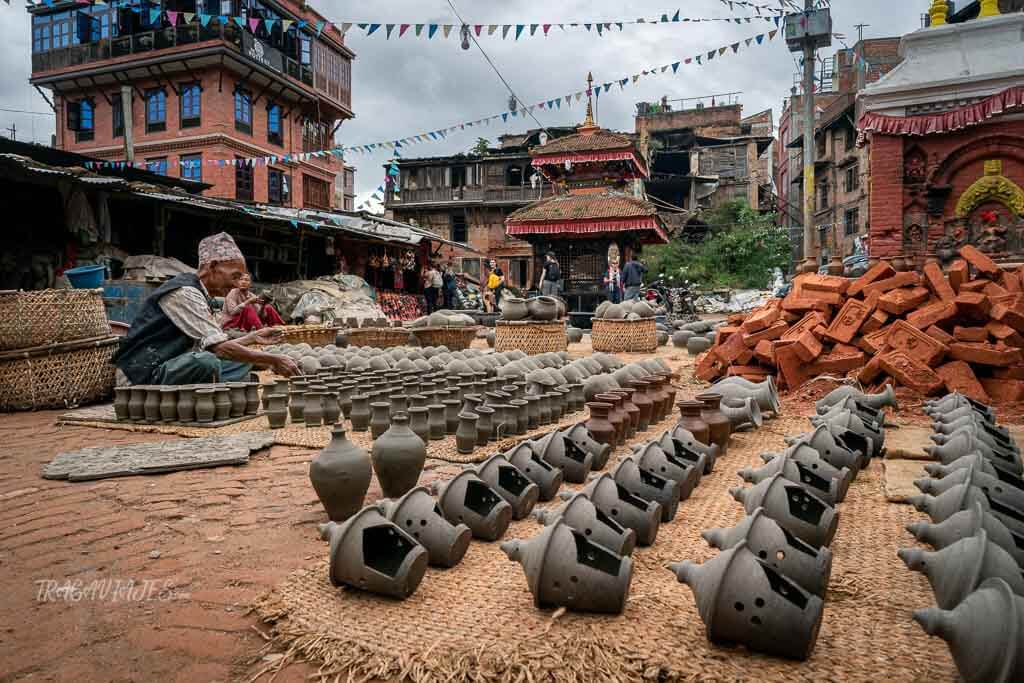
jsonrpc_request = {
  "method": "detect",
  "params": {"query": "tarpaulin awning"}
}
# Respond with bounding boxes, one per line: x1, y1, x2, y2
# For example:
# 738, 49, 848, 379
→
858, 86, 1024, 140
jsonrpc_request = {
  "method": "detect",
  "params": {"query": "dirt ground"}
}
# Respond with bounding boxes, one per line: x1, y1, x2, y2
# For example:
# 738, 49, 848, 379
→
0, 338, 984, 682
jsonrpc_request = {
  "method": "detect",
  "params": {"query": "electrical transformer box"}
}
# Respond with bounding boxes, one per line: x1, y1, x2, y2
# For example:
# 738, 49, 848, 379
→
784, 9, 833, 53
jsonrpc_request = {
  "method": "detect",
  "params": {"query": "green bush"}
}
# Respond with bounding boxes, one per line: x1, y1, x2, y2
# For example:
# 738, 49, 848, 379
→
645, 201, 789, 290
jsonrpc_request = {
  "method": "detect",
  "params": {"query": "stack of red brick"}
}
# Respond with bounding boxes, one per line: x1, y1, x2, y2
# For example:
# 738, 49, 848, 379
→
695, 246, 1024, 403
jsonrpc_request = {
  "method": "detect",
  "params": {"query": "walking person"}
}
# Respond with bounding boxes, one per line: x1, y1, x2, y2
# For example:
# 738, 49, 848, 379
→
604, 262, 624, 304
442, 263, 459, 310
622, 254, 647, 301
483, 259, 505, 312
538, 252, 561, 296
423, 262, 443, 314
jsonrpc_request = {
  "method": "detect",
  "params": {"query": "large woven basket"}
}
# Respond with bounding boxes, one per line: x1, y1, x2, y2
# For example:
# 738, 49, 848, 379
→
271, 324, 340, 347
347, 327, 411, 349
495, 320, 567, 355
0, 335, 118, 411
0, 288, 110, 351
591, 318, 658, 353
410, 326, 480, 351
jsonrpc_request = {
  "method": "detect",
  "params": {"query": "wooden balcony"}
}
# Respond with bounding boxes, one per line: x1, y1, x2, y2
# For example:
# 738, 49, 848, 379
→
387, 185, 549, 207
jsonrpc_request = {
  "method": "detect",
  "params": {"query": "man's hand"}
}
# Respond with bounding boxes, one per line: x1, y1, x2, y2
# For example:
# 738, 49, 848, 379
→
238, 327, 282, 347
270, 354, 300, 378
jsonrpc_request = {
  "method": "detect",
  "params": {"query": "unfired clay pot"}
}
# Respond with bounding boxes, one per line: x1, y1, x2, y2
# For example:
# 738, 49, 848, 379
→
561, 424, 613, 470
534, 492, 636, 556
696, 392, 732, 456
194, 388, 216, 423
677, 400, 711, 446
310, 424, 372, 522
377, 487, 472, 568
432, 470, 512, 541
631, 442, 699, 502
743, 450, 851, 505
506, 442, 565, 501
529, 430, 594, 484
816, 384, 898, 412
610, 458, 681, 523
907, 501, 1024, 569
575, 473, 661, 546
176, 386, 196, 423
456, 412, 478, 455
266, 394, 288, 429
474, 453, 540, 520
914, 465, 1024, 511
372, 413, 426, 498
731, 473, 839, 548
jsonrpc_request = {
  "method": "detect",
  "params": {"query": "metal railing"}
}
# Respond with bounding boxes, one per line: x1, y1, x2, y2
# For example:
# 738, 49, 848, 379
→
387, 185, 549, 206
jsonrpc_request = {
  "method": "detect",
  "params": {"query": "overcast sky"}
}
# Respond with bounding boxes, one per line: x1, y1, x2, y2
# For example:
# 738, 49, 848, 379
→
0, 0, 924, 205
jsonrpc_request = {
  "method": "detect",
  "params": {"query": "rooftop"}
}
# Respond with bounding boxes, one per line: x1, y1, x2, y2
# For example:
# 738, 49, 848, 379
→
530, 128, 636, 156
506, 191, 657, 223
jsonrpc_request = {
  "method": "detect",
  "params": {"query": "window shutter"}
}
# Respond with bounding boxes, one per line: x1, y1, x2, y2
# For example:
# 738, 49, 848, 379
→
67, 101, 81, 131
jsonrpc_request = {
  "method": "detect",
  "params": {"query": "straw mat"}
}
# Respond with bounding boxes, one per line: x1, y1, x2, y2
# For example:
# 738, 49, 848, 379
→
252, 412, 955, 682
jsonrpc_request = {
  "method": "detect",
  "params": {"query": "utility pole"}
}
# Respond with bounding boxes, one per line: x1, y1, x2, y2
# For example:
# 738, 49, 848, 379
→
855, 24, 870, 92
6, 123, 15, 141
800, 0, 817, 274
121, 86, 134, 164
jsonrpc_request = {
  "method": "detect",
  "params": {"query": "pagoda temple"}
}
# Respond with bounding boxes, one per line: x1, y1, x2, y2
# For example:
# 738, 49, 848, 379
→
506, 75, 668, 311
858, 0, 1024, 268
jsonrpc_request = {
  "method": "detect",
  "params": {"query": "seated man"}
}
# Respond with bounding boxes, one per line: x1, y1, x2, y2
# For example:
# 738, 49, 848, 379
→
112, 232, 299, 385
221, 273, 286, 331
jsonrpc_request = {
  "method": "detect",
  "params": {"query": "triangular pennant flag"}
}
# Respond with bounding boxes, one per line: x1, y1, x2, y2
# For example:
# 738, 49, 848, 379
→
248, 18, 260, 32
731, 42, 740, 53
297, 20, 308, 29
488, 25, 498, 35
596, 24, 603, 36
166, 10, 179, 25
183, 12, 194, 24
502, 25, 511, 39
619, 78, 629, 87
745, 37, 753, 46
672, 10, 680, 21
695, 55, 702, 64
530, 24, 538, 36
317, 21, 328, 37
543, 24, 551, 35
282, 19, 293, 32
474, 25, 482, 36
442, 25, 453, 38
584, 23, 591, 31
199, 14, 212, 27
719, 46, 728, 56
756, 34, 764, 44
671, 62, 680, 73
150, 9, 162, 24
501, 113, 508, 122
340, 22, 352, 34
707, 50, 715, 60
399, 24, 410, 37
616, 22, 623, 30
428, 24, 438, 39
768, 29, 778, 40
233, 16, 246, 29
632, 74, 640, 83
385, 24, 395, 39
515, 25, 524, 40
366, 23, 380, 36
415, 24, 424, 36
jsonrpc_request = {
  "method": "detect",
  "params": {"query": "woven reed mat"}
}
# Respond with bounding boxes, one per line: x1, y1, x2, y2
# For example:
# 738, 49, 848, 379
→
881, 425, 935, 461
251, 411, 955, 682
883, 459, 929, 504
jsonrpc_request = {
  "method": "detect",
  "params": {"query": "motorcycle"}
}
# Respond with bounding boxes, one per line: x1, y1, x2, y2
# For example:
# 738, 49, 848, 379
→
644, 278, 698, 324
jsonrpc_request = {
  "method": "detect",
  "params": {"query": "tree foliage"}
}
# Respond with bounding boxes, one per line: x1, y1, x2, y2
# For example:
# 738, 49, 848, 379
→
644, 201, 789, 290
469, 137, 490, 157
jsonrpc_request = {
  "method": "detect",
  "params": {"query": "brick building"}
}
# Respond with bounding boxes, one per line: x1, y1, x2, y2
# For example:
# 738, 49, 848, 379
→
28, 0, 353, 210
858, 4, 1024, 266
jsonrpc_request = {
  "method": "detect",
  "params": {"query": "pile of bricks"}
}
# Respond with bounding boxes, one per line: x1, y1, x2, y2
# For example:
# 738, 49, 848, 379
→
695, 246, 1024, 403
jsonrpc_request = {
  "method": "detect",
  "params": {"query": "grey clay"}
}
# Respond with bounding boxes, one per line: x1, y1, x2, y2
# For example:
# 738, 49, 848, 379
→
371, 413, 427, 498
377, 487, 472, 568
310, 424, 373, 522
533, 492, 636, 556
907, 501, 1024, 568
573, 473, 661, 546
474, 453, 541, 520
609, 458, 681, 523
505, 441, 565, 501
432, 470, 513, 541
731, 473, 839, 548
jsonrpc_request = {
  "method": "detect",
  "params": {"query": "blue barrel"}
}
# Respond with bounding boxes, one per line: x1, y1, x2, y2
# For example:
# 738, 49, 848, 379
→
65, 265, 107, 289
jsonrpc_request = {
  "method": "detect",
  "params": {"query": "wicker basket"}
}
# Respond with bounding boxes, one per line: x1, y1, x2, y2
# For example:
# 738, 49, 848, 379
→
0, 288, 111, 351
271, 325, 341, 347
347, 327, 411, 349
591, 318, 658, 353
0, 335, 118, 411
410, 326, 480, 351
495, 320, 567, 355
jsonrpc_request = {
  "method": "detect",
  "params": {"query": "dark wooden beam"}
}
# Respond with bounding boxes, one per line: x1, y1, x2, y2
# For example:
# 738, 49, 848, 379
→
87, 76, 113, 106
180, 59, 203, 88
111, 72, 144, 100
251, 78, 275, 106
154, 64, 180, 96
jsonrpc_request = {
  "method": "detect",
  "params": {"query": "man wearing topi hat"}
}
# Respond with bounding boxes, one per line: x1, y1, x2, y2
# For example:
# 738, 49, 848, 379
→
113, 232, 299, 385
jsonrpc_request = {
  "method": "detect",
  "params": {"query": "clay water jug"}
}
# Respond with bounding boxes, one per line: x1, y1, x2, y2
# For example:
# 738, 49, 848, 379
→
304, 392, 324, 427
113, 387, 131, 421
227, 382, 247, 417
349, 394, 371, 432
143, 387, 162, 422
310, 424, 372, 522
595, 393, 626, 446
288, 390, 305, 422
427, 404, 447, 441
194, 388, 216, 423
244, 382, 260, 415
456, 413, 478, 454
369, 401, 391, 439
128, 386, 146, 421
476, 406, 495, 446
372, 413, 427, 498
585, 402, 616, 447
266, 394, 288, 429
321, 392, 342, 425
159, 387, 178, 422
628, 379, 655, 430
677, 400, 711, 446
213, 387, 232, 421
176, 386, 197, 423
443, 399, 462, 434
696, 392, 732, 456
609, 388, 640, 438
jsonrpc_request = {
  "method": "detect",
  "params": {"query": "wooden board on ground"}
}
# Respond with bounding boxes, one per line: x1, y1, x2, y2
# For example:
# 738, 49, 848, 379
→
883, 459, 928, 503
882, 424, 935, 461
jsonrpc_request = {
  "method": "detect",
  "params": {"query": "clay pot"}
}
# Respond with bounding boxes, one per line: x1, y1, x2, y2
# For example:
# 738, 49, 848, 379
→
456, 413, 478, 455
320, 509, 428, 599
925, 393, 994, 420
322, 392, 342, 426
244, 382, 260, 415
595, 393, 627, 446
303, 392, 324, 427
583, 374, 620, 404
159, 387, 178, 423
226, 383, 247, 418
567, 327, 584, 344
372, 413, 426, 498
687, 337, 712, 355
194, 388, 216, 423
610, 459, 681, 523
721, 397, 763, 431
627, 379, 655, 431
407, 407, 430, 442
432, 470, 513, 541
439, 398, 460, 435
670, 426, 720, 465
474, 453, 540, 520
213, 387, 232, 421
631, 442, 699, 502
898, 528, 1024, 608
585, 402, 616, 448
925, 449, 1022, 483
506, 441, 565, 501
819, 396, 885, 429
536, 393, 553, 426
913, 578, 1024, 683
932, 404, 997, 426
288, 390, 305, 422
672, 330, 694, 347
907, 501, 1024, 569
535, 492, 636, 556
499, 297, 529, 321
669, 540, 824, 660
744, 449, 852, 505
502, 520, 633, 614
174, 386, 196, 423
575, 473, 661, 546
677, 400, 711, 446
527, 296, 559, 321
643, 432, 711, 478
529, 430, 595, 484
702, 508, 833, 596
915, 465, 1024, 511
926, 431, 1023, 475
787, 424, 866, 475
811, 409, 883, 457
266, 394, 288, 429
696, 393, 732, 456
143, 387, 161, 423
475, 406, 495, 446
127, 386, 147, 421
817, 384, 898, 412
369, 402, 391, 439
731, 473, 839, 548
713, 378, 782, 416
310, 424, 372, 522
349, 394, 371, 432
377, 487, 472, 568
608, 388, 640, 438
113, 386, 131, 421
426, 404, 446, 441
567, 383, 587, 414
907, 483, 1024, 534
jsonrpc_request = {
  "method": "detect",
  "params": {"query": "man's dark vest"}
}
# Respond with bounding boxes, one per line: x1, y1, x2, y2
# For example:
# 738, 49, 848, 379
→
112, 273, 209, 384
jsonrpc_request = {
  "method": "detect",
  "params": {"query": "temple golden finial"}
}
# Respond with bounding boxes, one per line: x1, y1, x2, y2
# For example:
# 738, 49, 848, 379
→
979, 0, 1001, 17
928, 0, 948, 27
583, 72, 596, 128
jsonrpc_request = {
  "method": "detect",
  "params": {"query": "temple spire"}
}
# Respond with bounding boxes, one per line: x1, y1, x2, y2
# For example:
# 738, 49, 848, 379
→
928, 0, 948, 27
582, 72, 596, 130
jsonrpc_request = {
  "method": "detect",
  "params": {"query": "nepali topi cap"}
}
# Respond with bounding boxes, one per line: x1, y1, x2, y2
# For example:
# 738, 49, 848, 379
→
198, 232, 244, 266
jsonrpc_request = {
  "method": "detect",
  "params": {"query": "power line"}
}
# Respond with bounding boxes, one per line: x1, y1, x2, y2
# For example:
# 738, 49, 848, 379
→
0, 107, 55, 116
444, 0, 552, 137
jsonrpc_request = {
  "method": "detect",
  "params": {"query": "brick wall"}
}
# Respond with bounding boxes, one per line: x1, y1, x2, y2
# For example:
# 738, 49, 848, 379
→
636, 104, 744, 138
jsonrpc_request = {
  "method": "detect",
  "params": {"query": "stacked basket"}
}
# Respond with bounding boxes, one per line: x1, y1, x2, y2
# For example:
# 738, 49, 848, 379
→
0, 288, 118, 411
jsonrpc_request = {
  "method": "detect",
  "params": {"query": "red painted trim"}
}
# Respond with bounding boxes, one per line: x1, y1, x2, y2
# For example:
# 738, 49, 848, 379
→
506, 216, 668, 243
531, 150, 650, 177
858, 86, 1024, 138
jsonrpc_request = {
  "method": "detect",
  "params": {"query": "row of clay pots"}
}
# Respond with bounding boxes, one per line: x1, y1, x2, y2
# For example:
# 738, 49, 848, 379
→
499, 296, 565, 322
594, 298, 657, 320
267, 342, 502, 376
668, 399, 885, 660
902, 393, 1024, 682
113, 381, 259, 424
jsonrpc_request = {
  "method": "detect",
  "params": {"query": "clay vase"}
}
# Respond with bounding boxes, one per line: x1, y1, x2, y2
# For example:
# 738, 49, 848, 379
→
159, 387, 178, 423
669, 540, 825, 660
536, 393, 553, 425
194, 388, 216, 423
266, 394, 288, 429
372, 413, 427, 498
213, 387, 232, 421
575, 473, 661, 546
226, 383, 247, 418
377, 487, 472, 568
499, 296, 529, 321
561, 423, 613, 470
721, 397, 763, 432
319, 509, 428, 599
907, 501, 1024, 569
609, 389, 640, 438
244, 382, 260, 415
696, 392, 732, 456
113, 386, 131, 421
913, 577, 1024, 683
432, 470, 513, 541
426, 404, 446, 441
526, 296, 559, 321
628, 380, 655, 430
651, 376, 673, 421
407, 406, 430, 443
595, 393, 628, 446
669, 427, 720, 473
523, 395, 541, 430
631, 442, 699, 502
176, 386, 196, 423
703, 508, 833, 596
321, 392, 342, 426
474, 453, 540, 520
369, 402, 391, 439
502, 520, 634, 614
610, 458, 681, 523
817, 383, 898, 413
303, 392, 324, 427
534, 492, 636, 556
745, 450, 851, 505
475, 406, 495, 446
128, 386, 147, 422
349, 394, 371, 432
143, 387, 161, 423
788, 424, 866, 475
456, 413, 479, 455
731, 473, 839, 548
677, 400, 711, 447
898, 528, 1024, 608
585, 402, 616, 448
506, 442, 565, 501
649, 431, 712, 477
337, 384, 356, 419
915, 465, 1024, 511
310, 425, 373, 522
529, 430, 594, 484
288, 390, 305, 422
442, 399, 462, 435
